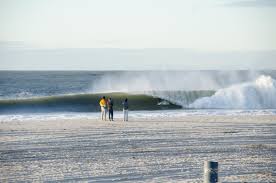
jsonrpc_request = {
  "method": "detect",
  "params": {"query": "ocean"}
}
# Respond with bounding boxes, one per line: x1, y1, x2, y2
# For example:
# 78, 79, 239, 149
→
1, 70, 276, 120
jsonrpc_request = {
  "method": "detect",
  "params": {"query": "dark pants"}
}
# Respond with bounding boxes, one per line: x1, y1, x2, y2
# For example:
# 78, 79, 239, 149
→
108, 109, 113, 120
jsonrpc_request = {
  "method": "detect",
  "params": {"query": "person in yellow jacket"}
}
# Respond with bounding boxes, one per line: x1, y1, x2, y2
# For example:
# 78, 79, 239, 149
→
99, 96, 107, 121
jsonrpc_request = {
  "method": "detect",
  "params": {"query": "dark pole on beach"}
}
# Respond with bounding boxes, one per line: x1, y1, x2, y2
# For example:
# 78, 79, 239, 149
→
204, 161, 218, 183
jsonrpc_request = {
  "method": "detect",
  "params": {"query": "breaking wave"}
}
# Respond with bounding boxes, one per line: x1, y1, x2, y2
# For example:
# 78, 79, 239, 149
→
0, 91, 214, 114
0, 92, 174, 114
0, 75, 275, 114
189, 75, 276, 109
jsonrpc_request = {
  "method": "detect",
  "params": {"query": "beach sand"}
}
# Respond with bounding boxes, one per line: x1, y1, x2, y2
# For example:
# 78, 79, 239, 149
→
1, 115, 276, 182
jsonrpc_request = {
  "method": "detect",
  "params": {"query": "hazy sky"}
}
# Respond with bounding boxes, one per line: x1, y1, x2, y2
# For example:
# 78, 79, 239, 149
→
0, 0, 276, 70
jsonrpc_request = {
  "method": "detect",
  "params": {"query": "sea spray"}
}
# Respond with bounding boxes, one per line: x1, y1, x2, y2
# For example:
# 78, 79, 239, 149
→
189, 75, 276, 109
90, 71, 263, 93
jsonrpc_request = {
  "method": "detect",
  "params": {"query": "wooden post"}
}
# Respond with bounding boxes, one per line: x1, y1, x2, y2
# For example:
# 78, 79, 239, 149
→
204, 161, 218, 183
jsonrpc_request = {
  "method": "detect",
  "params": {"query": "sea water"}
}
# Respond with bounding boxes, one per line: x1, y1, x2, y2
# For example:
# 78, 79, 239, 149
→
1, 70, 276, 121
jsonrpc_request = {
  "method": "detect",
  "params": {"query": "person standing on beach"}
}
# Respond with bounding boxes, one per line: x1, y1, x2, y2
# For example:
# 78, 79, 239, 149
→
107, 97, 114, 121
122, 98, 128, 121
99, 96, 107, 121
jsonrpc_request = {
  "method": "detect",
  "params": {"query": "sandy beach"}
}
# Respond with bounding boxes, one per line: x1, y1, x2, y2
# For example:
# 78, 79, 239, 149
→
0, 115, 275, 182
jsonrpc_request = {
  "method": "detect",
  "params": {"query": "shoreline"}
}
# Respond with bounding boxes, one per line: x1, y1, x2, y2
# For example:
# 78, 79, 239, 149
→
1, 108, 276, 122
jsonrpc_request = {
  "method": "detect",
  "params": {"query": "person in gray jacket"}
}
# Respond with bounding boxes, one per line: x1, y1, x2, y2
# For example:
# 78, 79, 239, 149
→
122, 98, 128, 121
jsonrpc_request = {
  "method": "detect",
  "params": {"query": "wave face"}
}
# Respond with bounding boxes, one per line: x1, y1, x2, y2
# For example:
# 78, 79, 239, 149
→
0, 91, 216, 114
0, 92, 183, 114
189, 75, 276, 109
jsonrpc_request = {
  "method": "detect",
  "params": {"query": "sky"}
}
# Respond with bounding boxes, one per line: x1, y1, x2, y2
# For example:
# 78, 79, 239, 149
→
0, 0, 276, 70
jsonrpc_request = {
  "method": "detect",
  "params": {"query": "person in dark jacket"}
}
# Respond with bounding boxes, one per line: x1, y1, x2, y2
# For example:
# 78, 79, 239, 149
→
122, 98, 128, 121
107, 98, 114, 121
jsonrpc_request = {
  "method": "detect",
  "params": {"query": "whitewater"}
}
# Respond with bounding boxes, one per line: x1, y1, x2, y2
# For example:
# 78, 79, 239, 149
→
189, 75, 276, 109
